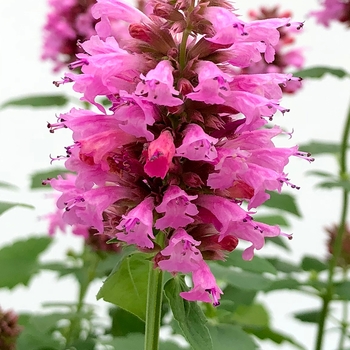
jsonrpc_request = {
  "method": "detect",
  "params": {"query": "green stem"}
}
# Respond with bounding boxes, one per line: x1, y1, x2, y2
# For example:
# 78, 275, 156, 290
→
179, 28, 191, 71
338, 267, 349, 350
314, 100, 350, 350
144, 264, 164, 350
66, 246, 100, 347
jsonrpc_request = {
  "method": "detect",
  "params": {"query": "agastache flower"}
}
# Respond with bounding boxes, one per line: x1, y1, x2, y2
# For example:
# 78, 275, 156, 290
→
42, 0, 97, 71
47, 0, 311, 305
310, 0, 350, 27
0, 307, 21, 350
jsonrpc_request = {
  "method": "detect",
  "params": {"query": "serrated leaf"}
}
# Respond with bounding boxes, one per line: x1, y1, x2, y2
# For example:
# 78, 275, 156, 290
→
0, 201, 34, 216
264, 192, 302, 217
301, 256, 328, 272
0, 236, 53, 288
294, 66, 349, 79
218, 249, 277, 275
30, 168, 70, 189
294, 309, 322, 323
96, 253, 150, 321
164, 277, 213, 350
0, 181, 18, 190
1, 94, 69, 109
209, 264, 272, 291
208, 324, 257, 350
244, 326, 306, 350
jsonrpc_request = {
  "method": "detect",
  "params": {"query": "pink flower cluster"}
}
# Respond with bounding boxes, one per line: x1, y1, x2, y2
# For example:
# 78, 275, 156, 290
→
47, 0, 312, 305
242, 6, 304, 93
42, 0, 97, 71
310, 0, 350, 27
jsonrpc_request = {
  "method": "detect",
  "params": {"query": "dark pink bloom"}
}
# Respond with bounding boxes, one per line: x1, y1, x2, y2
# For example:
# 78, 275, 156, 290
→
310, 0, 350, 27
42, 0, 96, 71
158, 228, 203, 273
155, 185, 198, 230
135, 60, 183, 106
47, 0, 311, 304
116, 197, 155, 248
144, 130, 176, 179
176, 124, 218, 161
180, 261, 223, 306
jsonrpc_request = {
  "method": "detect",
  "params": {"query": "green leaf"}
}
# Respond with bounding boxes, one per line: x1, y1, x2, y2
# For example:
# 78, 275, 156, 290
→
30, 168, 70, 189
17, 313, 64, 350
306, 170, 334, 178
298, 141, 344, 155
244, 326, 306, 350
0, 181, 18, 190
231, 304, 270, 327
1, 94, 69, 109
108, 307, 145, 337
265, 278, 301, 292
335, 281, 350, 300
221, 285, 256, 307
96, 253, 150, 321
210, 263, 272, 291
265, 236, 291, 251
164, 277, 213, 350
316, 180, 350, 191
0, 201, 34, 216
264, 192, 301, 217
294, 66, 349, 79
218, 250, 277, 275
267, 258, 302, 273
0, 236, 53, 288
294, 309, 322, 323
301, 256, 328, 272
106, 334, 184, 350
208, 324, 257, 350
254, 214, 290, 227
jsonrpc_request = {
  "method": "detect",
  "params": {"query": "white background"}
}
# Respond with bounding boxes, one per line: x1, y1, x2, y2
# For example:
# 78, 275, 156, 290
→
1, 0, 350, 349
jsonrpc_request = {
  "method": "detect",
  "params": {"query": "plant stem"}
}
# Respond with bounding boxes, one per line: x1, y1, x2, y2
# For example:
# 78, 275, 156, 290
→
144, 263, 164, 350
65, 246, 100, 347
338, 267, 349, 350
314, 100, 350, 350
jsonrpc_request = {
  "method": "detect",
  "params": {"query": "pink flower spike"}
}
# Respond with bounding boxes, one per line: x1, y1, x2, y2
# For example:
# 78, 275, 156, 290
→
180, 261, 223, 306
135, 60, 183, 106
158, 228, 203, 273
155, 185, 198, 230
176, 124, 218, 161
116, 197, 155, 248
144, 130, 176, 179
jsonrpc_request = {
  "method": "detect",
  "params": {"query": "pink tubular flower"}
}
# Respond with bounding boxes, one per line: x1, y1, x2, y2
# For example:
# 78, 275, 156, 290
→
180, 261, 223, 306
155, 185, 198, 230
310, 0, 350, 27
47, 0, 312, 305
175, 124, 218, 161
116, 197, 155, 248
144, 130, 176, 179
42, 0, 97, 71
158, 228, 203, 273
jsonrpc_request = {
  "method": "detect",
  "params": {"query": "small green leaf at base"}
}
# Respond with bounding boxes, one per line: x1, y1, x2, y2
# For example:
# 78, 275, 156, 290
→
164, 277, 213, 350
